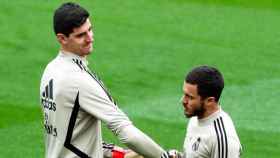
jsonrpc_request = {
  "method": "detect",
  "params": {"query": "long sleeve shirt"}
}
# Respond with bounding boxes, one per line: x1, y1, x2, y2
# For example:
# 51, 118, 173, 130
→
40, 51, 164, 158
183, 108, 242, 158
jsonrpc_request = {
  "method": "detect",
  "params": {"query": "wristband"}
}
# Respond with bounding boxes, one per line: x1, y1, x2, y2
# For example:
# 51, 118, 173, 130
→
112, 148, 125, 158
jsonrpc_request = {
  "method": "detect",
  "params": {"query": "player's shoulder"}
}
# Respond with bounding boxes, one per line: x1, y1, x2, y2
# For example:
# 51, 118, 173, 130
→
219, 110, 235, 125
217, 109, 240, 136
42, 54, 86, 86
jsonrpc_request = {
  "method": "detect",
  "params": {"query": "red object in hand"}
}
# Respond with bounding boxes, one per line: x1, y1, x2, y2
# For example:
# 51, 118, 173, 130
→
112, 149, 125, 158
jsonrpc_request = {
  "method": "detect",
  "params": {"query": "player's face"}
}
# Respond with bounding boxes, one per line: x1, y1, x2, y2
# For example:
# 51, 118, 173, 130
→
60, 18, 94, 57
181, 82, 205, 118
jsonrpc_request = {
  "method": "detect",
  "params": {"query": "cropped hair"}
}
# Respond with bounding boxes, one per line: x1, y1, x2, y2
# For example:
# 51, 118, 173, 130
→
53, 2, 89, 37
185, 65, 224, 102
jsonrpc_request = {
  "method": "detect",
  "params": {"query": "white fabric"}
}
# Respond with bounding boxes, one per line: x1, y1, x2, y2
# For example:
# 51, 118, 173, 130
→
40, 51, 164, 158
183, 108, 242, 158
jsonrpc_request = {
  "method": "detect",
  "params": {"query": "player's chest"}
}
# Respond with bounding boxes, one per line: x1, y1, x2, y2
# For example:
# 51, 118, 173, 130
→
183, 133, 212, 158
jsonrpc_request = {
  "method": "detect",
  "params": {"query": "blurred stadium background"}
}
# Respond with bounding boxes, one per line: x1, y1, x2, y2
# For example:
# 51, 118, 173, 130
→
0, 0, 279, 157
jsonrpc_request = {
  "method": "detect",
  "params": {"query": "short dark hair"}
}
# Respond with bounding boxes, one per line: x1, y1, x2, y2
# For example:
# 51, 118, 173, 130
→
53, 2, 89, 37
185, 65, 224, 102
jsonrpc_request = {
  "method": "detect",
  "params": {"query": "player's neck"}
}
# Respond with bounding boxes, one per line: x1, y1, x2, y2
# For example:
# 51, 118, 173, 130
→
198, 103, 219, 119
60, 48, 88, 59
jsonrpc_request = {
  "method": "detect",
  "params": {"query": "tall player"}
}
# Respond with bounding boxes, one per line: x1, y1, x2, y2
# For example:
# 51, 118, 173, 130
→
181, 65, 242, 158
40, 2, 179, 158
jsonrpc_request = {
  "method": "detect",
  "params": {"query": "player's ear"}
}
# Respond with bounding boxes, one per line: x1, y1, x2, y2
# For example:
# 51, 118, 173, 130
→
205, 97, 215, 104
56, 33, 68, 45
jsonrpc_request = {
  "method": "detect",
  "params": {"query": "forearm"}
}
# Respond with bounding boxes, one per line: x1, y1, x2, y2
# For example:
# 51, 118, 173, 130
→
117, 125, 164, 158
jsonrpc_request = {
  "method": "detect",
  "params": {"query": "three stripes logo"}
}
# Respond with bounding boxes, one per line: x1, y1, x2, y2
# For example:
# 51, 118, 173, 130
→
214, 117, 228, 158
73, 59, 87, 71
41, 79, 56, 111
72, 58, 117, 105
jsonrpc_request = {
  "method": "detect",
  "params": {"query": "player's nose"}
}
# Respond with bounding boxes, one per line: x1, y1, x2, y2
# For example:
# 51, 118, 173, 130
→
86, 31, 93, 42
181, 96, 187, 105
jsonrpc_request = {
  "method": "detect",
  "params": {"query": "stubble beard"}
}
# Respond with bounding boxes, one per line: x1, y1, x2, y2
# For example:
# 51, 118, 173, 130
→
185, 101, 205, 118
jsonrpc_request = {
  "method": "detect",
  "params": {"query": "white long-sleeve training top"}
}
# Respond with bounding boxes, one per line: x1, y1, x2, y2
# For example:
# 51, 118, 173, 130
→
183, 107, 242, 158
40, 51, 164, 158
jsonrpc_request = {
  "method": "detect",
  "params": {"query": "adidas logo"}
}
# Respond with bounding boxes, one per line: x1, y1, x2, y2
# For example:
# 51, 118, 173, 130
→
41, 79, 56, 111
73, 58, 117, 105
73, 58, 87, 71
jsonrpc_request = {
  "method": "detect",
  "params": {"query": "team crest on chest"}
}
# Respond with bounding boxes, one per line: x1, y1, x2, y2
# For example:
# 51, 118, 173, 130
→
192, 137, 201, 151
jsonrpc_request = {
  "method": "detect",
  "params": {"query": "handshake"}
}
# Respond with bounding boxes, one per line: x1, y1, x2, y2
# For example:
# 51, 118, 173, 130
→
123, 149, 182, 158
107, 143, 182, 158
161, 150, 183, 158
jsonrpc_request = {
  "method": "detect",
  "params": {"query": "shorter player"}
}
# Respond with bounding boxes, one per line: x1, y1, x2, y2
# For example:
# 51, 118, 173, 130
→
181, 66, 242, 158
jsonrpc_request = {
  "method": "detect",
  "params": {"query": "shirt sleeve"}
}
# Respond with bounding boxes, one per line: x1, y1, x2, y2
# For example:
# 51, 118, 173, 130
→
212, 136, 242, 158
118, 125, 164, 158
102, 142, 117, 158
78, 74, 164, 158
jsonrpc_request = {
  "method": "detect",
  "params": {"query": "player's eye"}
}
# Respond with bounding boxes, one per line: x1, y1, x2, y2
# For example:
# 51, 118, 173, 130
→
76, 33, 85, 38
185, 94, 194, 100
88, 27, 92, 31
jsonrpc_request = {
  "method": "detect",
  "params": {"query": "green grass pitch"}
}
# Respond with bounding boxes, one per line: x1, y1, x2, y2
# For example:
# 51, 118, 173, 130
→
0, 0, 280, 157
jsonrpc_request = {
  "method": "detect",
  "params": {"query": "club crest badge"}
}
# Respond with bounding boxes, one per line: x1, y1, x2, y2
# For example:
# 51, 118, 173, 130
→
192, 137, 201, 151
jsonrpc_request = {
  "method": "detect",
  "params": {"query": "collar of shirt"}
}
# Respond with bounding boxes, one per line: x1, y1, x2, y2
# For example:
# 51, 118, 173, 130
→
197, 106, 222, 125
59, 50, 89, 67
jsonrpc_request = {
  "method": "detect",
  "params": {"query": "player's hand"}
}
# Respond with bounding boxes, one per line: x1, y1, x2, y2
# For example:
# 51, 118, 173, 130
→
161, 149, 182, 158
124, 149, 143, 158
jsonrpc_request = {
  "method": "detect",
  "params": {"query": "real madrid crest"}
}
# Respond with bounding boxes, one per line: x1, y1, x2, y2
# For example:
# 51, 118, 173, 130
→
192, 137, 201, 151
